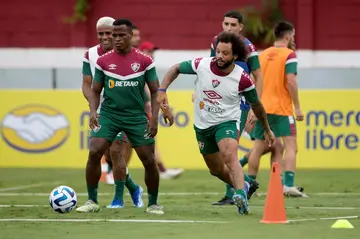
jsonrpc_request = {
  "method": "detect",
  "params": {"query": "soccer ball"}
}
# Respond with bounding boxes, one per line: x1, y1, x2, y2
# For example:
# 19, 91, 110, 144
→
49, 185, 77, 213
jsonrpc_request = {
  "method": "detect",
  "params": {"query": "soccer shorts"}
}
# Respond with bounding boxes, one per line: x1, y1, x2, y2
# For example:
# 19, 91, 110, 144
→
251, 114, 296, 140
239, 109, 249, 135
90, 113, 154, 147
194, 120, 239, 155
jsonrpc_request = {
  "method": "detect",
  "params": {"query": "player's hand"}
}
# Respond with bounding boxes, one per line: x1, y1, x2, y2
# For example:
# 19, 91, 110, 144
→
145, 118, 158, 139
89, 111, 100, 130
247, 109, 257, 125
162, 108, 174, 126
295, 108, 304, 121
156, 91, 169, 111
264, 129, 275, 147
244, 119, 255, 134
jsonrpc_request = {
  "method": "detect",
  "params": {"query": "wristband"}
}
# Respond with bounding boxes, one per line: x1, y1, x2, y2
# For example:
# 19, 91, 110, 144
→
158, 88, 167, 92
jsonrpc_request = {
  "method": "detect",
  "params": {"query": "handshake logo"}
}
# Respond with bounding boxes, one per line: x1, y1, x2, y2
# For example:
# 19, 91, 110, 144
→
1, 105, 70, 153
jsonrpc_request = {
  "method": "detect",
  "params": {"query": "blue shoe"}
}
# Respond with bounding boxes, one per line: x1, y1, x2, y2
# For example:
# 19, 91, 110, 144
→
232, 193, 250, 215
130, 186, 144, 208
106, 199, 124, 209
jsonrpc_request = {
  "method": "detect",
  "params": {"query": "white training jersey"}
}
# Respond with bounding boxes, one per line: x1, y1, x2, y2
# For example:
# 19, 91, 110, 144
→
88, 45, 105, 96
192, 57, 255, 129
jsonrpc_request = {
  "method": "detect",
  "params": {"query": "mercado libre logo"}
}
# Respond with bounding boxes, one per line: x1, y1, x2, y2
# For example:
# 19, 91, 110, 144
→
0, 104, 70, 153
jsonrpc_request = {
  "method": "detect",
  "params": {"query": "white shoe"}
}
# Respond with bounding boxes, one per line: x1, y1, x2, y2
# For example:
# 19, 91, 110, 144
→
146, 205, 164, 215
106, 173, 114, 185
283, 186, 309, 198
76, 200, 100, 213
160, 169, 184, 179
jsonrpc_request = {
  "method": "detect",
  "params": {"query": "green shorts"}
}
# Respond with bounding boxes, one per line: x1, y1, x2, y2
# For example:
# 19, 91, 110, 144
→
251, 114, 296, 140
239, 110, 249, 135
194, 120, 239, 155
90, 113, 154, 147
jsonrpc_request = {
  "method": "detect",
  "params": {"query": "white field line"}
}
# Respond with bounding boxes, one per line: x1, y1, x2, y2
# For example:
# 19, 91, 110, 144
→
0, 218, 227, 224
0, 204, 358, 211
0, 182, 60, 192
0, 192, 360, 197
289, 215, 359, 222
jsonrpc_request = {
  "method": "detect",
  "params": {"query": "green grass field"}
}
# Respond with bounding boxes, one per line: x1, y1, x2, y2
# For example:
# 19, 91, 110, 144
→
1, 168, 360, 238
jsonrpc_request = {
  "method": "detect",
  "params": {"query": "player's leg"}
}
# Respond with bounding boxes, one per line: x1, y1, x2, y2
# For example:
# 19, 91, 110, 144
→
103, 149, 114, 184
106, 137, 126, 208
124, 119, 163, 214
214, 121, 250, 214
276, 116, 307, 197
76, 114, 115, 212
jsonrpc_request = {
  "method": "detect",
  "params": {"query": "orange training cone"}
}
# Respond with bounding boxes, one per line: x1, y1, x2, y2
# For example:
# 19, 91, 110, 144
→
99, 156, 108, 183
260, 162, 288, 224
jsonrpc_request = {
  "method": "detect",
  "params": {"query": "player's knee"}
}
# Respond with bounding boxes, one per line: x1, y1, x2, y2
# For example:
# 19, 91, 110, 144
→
110, 140, 123, 156
220, 150, 233, 165
284, 137, 298, 154
273, 140, 284, 154
88, 147, 103, 161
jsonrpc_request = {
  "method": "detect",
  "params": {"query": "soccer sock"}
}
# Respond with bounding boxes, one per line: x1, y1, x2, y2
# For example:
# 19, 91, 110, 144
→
244, 173, 253, 183
225, 184, 234, 198
234, 189, 247, 199
125, 174, 139, 193
157, 162, 166, 173
284, 171, 295, 187
249, 175, 257, 180
87, 184, 99, 203
114, 180, 125, 201
239, 155, 248, 167
148, 190, 158, 207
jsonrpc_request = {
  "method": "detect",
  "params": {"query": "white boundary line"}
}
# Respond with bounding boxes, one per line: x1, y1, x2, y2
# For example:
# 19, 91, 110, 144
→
289, 215, 359, 222
0, 192, 360, 197
0, 182, 60, 192
0, 205, 358, 211
0, 218, 227, 224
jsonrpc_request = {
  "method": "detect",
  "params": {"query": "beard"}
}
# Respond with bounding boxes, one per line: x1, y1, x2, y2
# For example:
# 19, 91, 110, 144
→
216, 59, 233, 69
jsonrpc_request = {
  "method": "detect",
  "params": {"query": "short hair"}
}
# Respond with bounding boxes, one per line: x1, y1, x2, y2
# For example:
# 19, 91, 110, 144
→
113, 18, 133, 32
223, 10, 243, 24
132, 25, 139, 30
274, 21, 294, 39
96, 16, 115, 29
216, 31, 248, 61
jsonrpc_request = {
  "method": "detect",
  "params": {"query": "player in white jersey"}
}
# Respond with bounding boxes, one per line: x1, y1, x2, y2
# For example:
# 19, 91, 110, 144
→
79, 17, 143, 212
157, 31, 275, 215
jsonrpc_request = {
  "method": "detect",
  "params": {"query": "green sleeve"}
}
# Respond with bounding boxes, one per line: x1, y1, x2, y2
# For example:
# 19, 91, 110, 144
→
286, 62, 297, 75
93, 67, 105, 83
242, 88, 259, 104
210, 48, 215, 57
179, 60, 196, 74
82, 61, 92, 76
247, 55, 260, 71
145, 66, 158, 82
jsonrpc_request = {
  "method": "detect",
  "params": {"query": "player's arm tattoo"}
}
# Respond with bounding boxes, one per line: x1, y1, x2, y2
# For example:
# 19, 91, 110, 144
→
147, 80, 160, 120
89, 81, 103, 113
243, 89, 271, 132
82, 75, 92, 102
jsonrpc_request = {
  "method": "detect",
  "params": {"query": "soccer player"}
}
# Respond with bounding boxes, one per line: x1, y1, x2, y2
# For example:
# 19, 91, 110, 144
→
131, 25, 141, 48
157, 31, 275, 214
80, 16, 143, 209
248, 21, 307, 197
210, 10, 263, 205
77, 18, 164, 214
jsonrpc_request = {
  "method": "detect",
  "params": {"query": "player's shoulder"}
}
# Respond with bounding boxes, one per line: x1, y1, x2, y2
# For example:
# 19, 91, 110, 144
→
133, 48, 154, 69
83, 50, 89, 61
243, 37, 257, 52
96, 49, 115, 65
